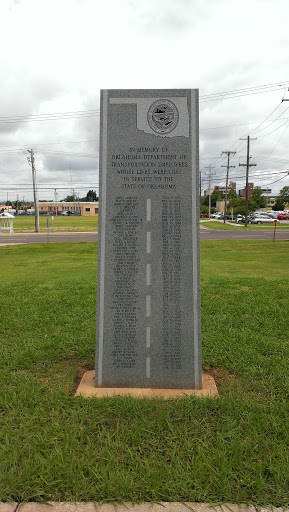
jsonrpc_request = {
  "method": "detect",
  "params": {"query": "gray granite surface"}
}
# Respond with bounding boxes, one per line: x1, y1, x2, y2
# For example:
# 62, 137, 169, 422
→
95, 89, 201, 389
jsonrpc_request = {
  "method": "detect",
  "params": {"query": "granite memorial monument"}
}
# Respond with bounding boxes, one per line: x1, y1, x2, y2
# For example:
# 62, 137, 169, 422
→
95, 88, 202, 391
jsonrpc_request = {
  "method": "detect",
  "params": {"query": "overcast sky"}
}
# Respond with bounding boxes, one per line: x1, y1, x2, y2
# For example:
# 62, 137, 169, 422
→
1, 0, 289, 203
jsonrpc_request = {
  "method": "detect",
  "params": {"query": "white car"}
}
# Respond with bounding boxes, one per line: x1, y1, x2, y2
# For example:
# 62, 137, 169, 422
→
248, 216, 278, 224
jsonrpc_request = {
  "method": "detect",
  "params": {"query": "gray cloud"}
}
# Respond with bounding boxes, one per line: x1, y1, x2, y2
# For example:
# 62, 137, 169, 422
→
42, 153, 98, 172
0, 72, 63, 135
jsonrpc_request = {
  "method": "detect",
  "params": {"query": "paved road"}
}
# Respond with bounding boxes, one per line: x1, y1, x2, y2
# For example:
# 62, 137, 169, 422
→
200, 227, 289, 240
0, 232, 98, 245
0, 228, 288, 245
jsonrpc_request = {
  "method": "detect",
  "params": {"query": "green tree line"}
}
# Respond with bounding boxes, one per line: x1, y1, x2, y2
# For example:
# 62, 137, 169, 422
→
201, 186, 289, 215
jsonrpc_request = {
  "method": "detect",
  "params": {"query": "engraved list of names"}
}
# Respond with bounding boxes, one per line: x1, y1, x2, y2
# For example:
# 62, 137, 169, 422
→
95, 89, 202, 390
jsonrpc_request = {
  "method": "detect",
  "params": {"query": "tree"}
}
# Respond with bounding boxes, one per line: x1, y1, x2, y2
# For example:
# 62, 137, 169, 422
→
85, 189, 98, 202
227, 189, 239, 209
63, 193, 78, 202
200, 205, 209, 214
227, 196, 245, 215
202, 190, 224, 208
227, 188, 237, 201
248, 187, 266, 211
272, 198, 285, 211
279, 186, 289, 205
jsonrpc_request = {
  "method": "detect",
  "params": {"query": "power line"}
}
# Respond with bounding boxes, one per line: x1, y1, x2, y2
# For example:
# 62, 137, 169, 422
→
205, 168, 289, 180
0, 82, 288, 126
0, 138, 98, 149
256, 117, 289, 138
0, 182, 99, 186
0, 109, 100, 124
200, 81, 289, 99
265, 174, 289, 187
200, 116, 289, 131
0, 186, 99, 191
0, 148, 99, 158
249, 106, 289, 136
200, 101, 285, 168
199, 86, 289, 103
253, 124, 289, 171
206, 170, 289, 182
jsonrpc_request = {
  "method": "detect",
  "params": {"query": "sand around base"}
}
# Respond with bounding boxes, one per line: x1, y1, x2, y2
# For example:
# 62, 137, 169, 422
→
5, 504, 289, 512
75, 371, 218, 398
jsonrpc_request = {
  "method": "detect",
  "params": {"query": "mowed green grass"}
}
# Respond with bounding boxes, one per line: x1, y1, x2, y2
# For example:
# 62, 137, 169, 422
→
13, 215, 98, 232
0, 241, 289, 505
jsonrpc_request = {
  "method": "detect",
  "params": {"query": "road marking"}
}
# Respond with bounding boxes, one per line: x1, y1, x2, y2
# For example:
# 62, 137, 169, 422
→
146, 198, 152, 379
146, 357, 151, 378
146, 326, 151, 348
146, 295, 151, 317
146, 231, 151, 254
146, 198, 151, 222
146, 263, 151, 286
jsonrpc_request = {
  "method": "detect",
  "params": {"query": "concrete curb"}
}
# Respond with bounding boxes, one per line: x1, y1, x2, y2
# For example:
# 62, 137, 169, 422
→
1, 503, 288, 512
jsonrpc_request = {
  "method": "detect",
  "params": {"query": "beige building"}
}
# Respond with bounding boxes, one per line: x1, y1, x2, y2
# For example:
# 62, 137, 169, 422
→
38, 201, 98, 216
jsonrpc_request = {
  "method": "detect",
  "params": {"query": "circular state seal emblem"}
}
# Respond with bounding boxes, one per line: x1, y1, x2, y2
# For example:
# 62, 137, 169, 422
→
147, 99, 179, 134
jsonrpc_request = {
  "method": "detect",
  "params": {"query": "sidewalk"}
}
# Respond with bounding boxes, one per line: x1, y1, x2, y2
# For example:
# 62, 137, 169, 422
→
1, 503, 288, 512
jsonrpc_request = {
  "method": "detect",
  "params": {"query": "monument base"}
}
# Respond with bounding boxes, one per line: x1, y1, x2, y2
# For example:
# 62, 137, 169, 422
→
75, 371, 218, 398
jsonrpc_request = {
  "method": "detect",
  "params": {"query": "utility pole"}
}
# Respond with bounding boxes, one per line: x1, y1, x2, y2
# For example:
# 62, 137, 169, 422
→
73, 188, 76, 214
27, 149, 40, 233
54, 189, 58, 216
239, 136, 257, 227
204, 165, 215, 220
221, 151, 236, 223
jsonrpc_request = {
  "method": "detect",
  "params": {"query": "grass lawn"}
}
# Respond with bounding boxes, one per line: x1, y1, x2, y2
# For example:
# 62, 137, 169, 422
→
13, 215, 98, 232
0, 241, 289, 505
201, 220, 289, 230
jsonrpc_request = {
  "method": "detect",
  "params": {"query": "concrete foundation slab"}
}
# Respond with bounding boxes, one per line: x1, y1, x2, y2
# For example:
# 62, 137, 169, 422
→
0, 504, 18, 512
75, 371, 218, 398
8, 504, 289, 512
17, 502, 97, 511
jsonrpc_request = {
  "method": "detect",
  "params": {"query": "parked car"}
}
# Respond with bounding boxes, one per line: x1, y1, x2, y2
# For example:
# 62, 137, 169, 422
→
277, 213, 289, 220
248, 216, 278, 224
